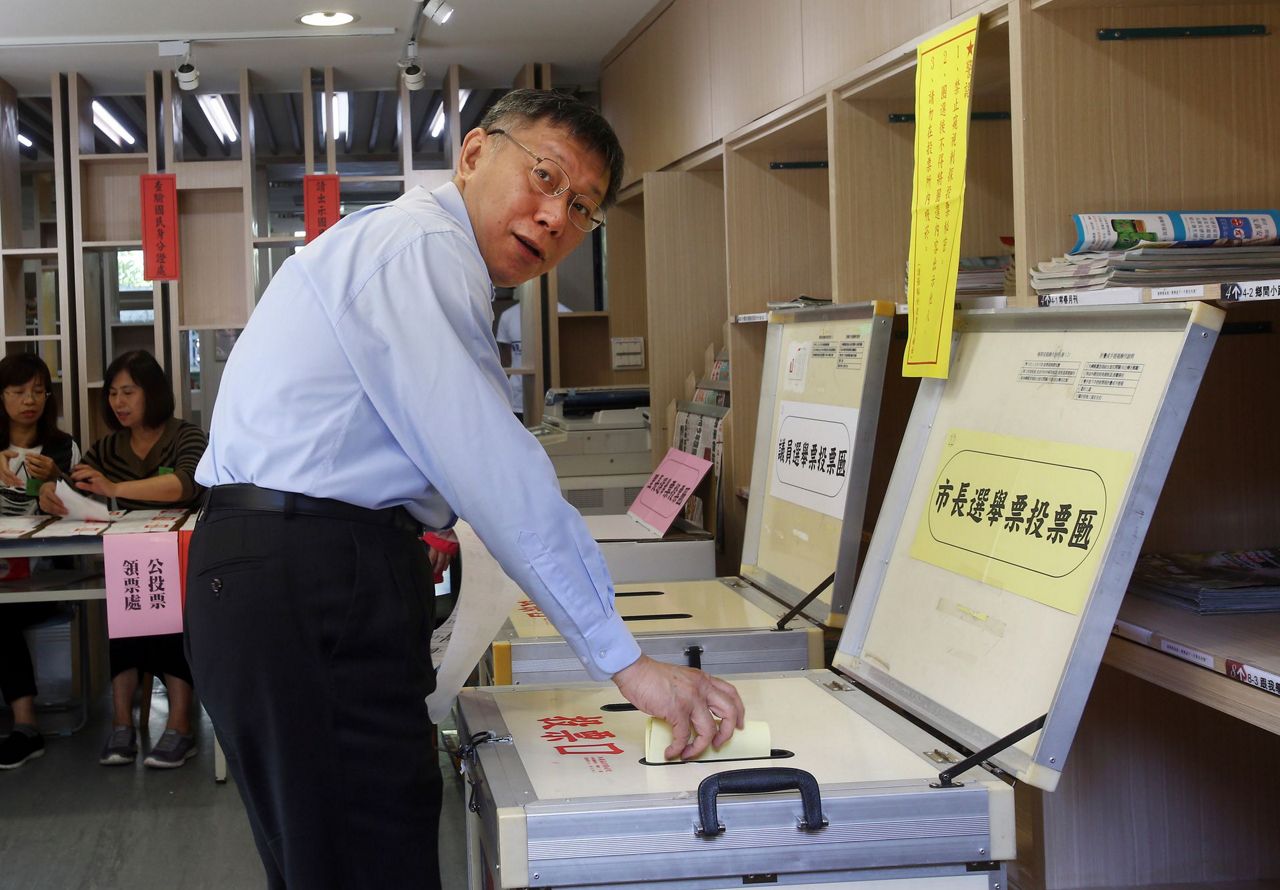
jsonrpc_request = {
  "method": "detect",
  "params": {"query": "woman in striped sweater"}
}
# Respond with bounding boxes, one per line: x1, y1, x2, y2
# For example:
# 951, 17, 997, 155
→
40, 350, 208, 769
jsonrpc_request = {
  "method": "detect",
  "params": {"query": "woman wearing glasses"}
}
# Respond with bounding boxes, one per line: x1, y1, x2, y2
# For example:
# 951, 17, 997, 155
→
40, 350, 208, 770
0, 353, 81, 769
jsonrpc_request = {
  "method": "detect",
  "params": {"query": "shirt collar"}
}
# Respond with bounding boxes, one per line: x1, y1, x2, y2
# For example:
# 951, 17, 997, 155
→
430, 181, 476, 244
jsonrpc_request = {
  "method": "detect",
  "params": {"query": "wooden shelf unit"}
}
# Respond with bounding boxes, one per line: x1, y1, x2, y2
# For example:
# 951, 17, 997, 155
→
0, 74, 74, 428
601, 0, 1280, 886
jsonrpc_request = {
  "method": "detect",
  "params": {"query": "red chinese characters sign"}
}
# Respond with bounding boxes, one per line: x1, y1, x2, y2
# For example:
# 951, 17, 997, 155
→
140, 174, 180, 281
304, 174, 341, 243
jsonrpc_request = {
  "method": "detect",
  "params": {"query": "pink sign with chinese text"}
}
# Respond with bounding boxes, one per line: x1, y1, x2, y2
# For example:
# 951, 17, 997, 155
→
627, 448, 713, 536
104, 533, 183, 639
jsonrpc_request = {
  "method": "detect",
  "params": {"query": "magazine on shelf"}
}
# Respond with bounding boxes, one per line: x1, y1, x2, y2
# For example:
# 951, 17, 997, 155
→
1070, 210, 1280, 253
1128, 548, 1280, 615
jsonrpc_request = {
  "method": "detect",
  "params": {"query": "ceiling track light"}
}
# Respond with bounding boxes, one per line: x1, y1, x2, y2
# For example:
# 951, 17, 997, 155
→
173, 42, 200, 91
424, 0, 455, 26
400, 40, 426, 91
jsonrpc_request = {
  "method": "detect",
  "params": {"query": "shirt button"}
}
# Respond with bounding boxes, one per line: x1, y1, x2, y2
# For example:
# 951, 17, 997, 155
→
598, 649, 607, 658
211, 578, 223, 593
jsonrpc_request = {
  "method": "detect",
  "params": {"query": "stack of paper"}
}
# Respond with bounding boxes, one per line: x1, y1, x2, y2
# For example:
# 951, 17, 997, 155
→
1033, 246, 1280, 295
1128, 548, 1280, 615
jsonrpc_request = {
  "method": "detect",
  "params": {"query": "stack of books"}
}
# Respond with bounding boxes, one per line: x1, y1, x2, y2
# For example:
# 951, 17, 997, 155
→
1128, 548, 1280, 615
956, 255, 1013, 297
1034, 210, 1280, 305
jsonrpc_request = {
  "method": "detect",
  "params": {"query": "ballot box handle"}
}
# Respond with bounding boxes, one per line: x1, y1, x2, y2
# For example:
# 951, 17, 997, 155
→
695, 767, 828, 837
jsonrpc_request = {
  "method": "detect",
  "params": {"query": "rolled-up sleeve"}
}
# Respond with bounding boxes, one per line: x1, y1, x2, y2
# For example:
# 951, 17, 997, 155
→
321, 227, 641, 680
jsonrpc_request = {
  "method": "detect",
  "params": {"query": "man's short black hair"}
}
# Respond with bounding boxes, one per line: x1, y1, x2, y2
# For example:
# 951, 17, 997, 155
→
479, 89, 625, 210
101, 350, 175, 431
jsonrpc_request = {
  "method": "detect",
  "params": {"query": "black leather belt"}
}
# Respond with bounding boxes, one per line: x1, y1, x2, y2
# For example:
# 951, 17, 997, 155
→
203, 484, 420, 534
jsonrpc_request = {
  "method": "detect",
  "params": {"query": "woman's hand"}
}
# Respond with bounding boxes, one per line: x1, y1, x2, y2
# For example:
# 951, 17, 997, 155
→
23, 452, 59, 482
0, 450, 21, 488
38, 480, 68, 516
70, 463, 117, 499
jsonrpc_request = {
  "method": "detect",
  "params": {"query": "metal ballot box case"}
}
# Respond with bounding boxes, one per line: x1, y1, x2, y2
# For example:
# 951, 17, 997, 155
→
484, 301, 897, 684
457, 303, 1224, 888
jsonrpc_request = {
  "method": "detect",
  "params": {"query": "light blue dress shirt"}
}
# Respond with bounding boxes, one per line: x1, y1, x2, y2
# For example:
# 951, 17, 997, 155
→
196, 182, 642, 680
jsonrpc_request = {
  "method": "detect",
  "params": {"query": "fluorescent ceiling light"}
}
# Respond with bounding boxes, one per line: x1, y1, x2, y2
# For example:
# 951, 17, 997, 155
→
92, 100, 136, 147
17, 134, 32, 148
196, 94, 239, 144
299, 11, 357, 26
293, 230, 306, 238
320, 92, 350, 141
429, 88, 471, 139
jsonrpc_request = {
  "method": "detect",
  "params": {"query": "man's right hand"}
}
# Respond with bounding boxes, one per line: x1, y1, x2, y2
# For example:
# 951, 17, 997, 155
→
612, 655, 746, 761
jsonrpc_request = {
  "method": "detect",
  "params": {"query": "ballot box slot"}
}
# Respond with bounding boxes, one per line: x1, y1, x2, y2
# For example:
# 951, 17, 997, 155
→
639, 749, 795, 767
622, 613, 692, 622
614, 590, 665, 597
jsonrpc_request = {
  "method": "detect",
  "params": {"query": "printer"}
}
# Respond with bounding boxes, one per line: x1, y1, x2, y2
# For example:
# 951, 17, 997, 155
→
531, 386, 654, 515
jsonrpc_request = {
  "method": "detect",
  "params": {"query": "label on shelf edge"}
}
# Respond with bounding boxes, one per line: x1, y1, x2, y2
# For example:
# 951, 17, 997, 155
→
1158, 638, 1215, 670
1225, 659, 1280, 697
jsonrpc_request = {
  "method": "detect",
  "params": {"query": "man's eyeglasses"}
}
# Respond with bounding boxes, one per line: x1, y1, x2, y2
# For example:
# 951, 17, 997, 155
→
487, 129, 606, 233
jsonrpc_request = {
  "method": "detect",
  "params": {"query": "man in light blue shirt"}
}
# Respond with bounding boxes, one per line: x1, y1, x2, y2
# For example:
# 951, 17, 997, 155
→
185, 90, 743, 890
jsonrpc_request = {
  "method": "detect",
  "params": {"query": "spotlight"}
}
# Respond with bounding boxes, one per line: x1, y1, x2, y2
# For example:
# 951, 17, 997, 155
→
176, 60, 199, 91
403, 63, 426, 91
424, 0, 454, 26
400, 40, 427, 91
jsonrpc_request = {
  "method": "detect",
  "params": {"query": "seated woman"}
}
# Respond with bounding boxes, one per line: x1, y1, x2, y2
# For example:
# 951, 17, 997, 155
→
40, 350, 207, 770
0, 354, 81, 770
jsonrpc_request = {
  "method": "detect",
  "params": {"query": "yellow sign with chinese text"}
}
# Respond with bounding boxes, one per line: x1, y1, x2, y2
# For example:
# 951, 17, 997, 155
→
910, 429, 1135, 614
903, 15, 981, 379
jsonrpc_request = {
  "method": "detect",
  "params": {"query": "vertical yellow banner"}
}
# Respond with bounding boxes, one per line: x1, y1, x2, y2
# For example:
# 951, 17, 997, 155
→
903, 15, 981, 379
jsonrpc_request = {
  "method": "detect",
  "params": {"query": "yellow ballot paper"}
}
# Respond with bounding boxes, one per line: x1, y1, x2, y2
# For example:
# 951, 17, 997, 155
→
910, 429, 1135, 615
645, 718, 772, 763
903, 14, 981, 379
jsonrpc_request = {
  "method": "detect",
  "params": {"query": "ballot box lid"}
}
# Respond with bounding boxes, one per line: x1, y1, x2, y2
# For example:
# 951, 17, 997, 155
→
834, 303, 1224, 792
739, 300, 895, 628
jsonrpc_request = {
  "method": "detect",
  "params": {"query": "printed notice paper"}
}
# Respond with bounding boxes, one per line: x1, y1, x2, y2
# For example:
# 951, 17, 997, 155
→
628, 448, 713, 536
910, 429, 1134, 614
768, 400, 860, 520
104, 532, 183, 639
903, 14, 980, 379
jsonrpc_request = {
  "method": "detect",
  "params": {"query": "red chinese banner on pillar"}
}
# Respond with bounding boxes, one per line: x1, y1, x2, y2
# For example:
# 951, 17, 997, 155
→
140, 174, 180, 281
304, 174, 341, 243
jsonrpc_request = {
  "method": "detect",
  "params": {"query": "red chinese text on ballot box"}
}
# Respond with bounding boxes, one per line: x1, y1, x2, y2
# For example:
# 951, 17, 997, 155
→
304, 174, 341, 243
104, 533, 183, 639
140, 174, 180, 281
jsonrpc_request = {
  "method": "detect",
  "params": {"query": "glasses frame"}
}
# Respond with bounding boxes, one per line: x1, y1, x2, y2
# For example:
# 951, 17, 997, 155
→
2, 386, 49, 402
486, 128, 606, 232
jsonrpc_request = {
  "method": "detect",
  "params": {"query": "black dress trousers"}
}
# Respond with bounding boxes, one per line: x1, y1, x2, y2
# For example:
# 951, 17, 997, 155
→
185, 504, 442, 890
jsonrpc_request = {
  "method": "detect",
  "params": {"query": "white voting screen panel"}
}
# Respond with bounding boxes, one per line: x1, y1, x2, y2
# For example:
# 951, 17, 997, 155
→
741, 304, 891, 620
839, 305, 1222, 785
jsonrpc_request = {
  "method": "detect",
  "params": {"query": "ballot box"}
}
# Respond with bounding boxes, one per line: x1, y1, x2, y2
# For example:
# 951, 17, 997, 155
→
456, 303, 1224, 888
483, 301, 897, 684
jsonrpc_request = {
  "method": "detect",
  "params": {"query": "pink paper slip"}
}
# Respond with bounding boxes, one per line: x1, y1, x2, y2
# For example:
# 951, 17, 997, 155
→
628, 448, 713, 536
104, 533, 183, 639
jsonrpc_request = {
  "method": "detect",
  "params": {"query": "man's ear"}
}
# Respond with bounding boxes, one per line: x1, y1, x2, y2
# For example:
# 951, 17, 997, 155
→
455, 127, 489, 182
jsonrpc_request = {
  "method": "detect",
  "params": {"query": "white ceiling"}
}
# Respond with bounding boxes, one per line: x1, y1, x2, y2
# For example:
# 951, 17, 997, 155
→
0, 0, 656, 96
